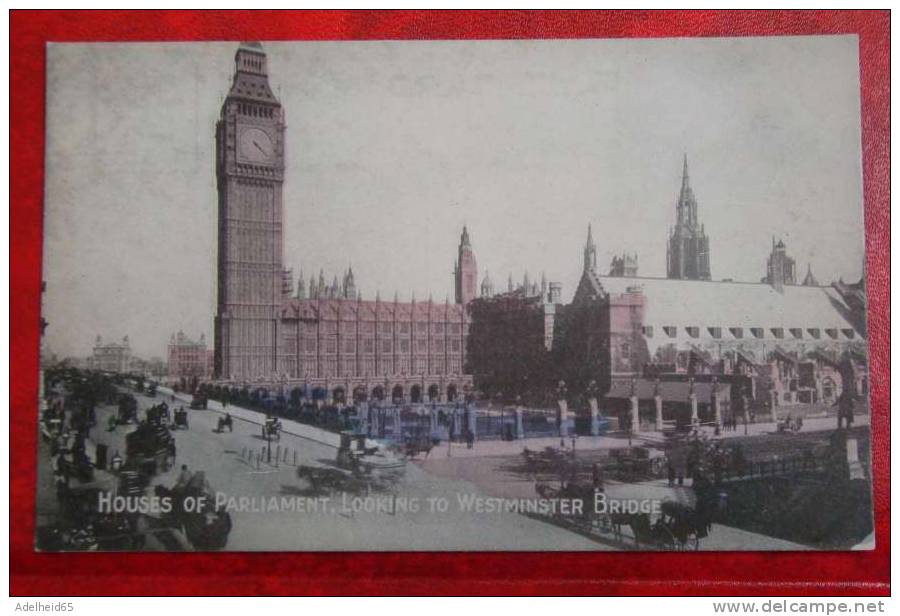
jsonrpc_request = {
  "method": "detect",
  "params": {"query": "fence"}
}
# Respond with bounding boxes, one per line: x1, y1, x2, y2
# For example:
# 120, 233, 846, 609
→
520, 409, 559, 438
475, 410, 518, 441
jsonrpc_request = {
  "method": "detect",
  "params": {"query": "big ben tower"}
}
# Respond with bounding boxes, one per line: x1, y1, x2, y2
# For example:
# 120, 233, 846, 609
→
214, 42, 285, 380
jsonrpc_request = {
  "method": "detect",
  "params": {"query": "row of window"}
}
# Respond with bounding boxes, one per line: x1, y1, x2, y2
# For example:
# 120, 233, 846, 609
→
291, 337, 463, 354
642, 325, 856, 341
311, 321, 464, 335
286, 357, 464, 378
236, 102, 274, 118
242, 57, 263, 71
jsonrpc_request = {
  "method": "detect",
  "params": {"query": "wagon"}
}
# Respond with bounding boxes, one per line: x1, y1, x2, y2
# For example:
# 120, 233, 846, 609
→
609, 446, 667, 478
172, 409, 189, 430
125, 422, 176, 475
261, 418, 281, 441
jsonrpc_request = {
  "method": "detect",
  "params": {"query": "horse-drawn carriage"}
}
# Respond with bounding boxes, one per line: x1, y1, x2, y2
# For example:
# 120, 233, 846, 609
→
172, 408, 189, 430
295, 464, 371, 495
145, 403, 170, 426
261, 416, 281, 441
777, 414, 804, 434
125, 421, 176, 475
153, 475, 232, 550
189, 394, 208, 410
115, 394, 139, 425
216, 414, 233, 433
522, 446, 571, 471
396, 426, 438, 459
297, 432, 406, 495
400, 436, 434, 459
609, 446, 668, 478
533, 476, 706, 551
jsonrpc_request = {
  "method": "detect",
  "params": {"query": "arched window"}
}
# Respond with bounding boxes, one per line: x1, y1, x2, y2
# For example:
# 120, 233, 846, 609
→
391, 385, 404, 404
427, 384, 440, 401
410, 385, 422, 403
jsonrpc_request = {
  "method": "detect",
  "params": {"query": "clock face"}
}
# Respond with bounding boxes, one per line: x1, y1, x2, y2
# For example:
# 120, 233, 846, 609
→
239, 127, 274, 164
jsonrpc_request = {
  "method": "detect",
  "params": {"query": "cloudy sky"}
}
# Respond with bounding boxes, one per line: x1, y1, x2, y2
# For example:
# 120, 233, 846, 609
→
43, 36, 865, 359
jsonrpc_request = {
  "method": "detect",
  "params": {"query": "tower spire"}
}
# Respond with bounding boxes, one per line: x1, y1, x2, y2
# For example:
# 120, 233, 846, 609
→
455, 224, 477, 304
583, 223, 597, 273
667, 154, 710, 280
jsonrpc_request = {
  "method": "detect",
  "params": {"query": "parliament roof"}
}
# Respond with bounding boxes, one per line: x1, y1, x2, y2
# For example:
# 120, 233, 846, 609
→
594, 274, 863, 349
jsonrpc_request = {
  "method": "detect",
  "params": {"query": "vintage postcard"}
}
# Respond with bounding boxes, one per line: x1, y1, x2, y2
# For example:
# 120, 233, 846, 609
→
37, 37, 872, 551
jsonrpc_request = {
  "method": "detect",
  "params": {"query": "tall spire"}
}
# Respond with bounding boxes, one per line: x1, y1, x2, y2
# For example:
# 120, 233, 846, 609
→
678, 153, 695, 209
802, 263, 819, 286
583, 223, 597, 273
667, 153, 710, 280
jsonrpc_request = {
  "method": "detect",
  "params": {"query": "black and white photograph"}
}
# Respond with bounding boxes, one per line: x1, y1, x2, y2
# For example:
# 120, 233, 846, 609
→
37, 36, 873, 552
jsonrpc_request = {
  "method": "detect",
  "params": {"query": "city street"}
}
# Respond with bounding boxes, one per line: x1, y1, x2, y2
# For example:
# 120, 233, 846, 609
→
71, 388, 604, 551
36, 379, 870, 552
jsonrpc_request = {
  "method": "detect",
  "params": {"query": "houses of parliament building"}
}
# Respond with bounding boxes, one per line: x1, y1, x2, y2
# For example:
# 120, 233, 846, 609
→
212, 42, 866, 412
213, 42, 475, 402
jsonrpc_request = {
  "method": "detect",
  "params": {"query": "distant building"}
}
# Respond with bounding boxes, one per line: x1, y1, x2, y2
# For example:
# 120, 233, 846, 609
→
762, 238, 797, 291
667, 155, 711, 280
609, 253, 638, 277
89, 335, 133, 373
168, 331, 213, 379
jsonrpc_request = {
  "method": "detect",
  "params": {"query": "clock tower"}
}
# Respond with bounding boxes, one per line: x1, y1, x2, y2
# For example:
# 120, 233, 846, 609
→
214, 42, 286, 380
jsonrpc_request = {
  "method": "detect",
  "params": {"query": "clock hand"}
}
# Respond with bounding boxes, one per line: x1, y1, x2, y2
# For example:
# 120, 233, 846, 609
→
253, 141, 266, 155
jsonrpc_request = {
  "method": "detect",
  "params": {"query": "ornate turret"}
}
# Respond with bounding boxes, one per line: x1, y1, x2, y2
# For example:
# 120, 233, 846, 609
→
454, 225, 477, 305
343, 266, 357, 299
763, 237, 797, 292
666, 154, 711, 280
481, 270, 494, 297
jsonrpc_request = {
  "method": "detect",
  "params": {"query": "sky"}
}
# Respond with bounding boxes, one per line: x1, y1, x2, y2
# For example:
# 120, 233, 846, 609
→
42, 36, 865, 360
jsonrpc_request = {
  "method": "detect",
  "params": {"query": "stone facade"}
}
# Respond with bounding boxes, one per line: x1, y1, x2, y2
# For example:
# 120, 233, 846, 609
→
275, 294, 472, 403
466, 288, 558, 401
213, 43, 475, 397
214, 42, 286, 381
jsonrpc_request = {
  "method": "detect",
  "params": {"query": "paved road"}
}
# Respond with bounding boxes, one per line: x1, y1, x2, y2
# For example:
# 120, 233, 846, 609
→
81, 388, 604, 551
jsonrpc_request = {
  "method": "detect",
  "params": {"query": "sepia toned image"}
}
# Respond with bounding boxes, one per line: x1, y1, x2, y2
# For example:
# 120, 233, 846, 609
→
37, 36, 872, 552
